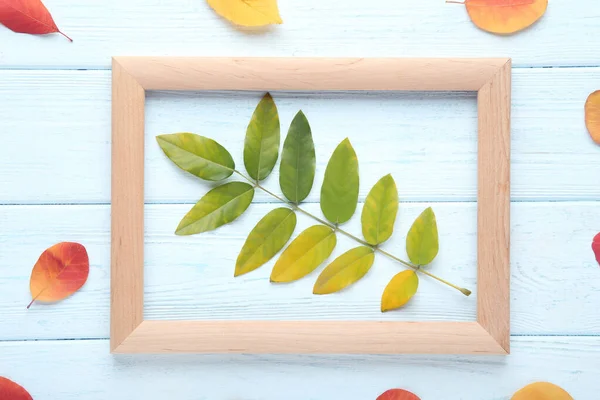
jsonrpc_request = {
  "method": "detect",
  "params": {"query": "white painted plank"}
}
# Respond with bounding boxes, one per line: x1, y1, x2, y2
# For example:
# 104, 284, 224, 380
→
0, 337, 596, 399
1, 68, 599, 204
0, 202, 599, 340
0, 0, 598, 68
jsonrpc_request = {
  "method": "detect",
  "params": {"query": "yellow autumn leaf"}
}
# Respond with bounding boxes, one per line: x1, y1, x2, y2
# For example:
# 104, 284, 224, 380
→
381, 270, 419, 312
270, 225, 337, 283
511, 382, 573, 400
585, 90, 600, 145
206, 0, 283, 27
313, 246, 375, 295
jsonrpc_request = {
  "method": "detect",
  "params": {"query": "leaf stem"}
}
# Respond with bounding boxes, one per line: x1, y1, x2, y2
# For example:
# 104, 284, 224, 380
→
58, 31, 73, 42
233, 170, 471, 296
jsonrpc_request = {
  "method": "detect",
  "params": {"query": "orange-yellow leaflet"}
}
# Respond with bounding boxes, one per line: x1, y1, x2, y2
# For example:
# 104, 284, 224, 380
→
511, 382, 573, 400
0, 376, 33, 400
28, 242, 89, 308
585, 90, 600, 145
461, 0, 548, 35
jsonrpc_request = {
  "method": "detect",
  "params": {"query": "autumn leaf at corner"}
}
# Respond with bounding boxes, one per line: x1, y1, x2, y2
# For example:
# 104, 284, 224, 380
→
377, 388, 421, 400
0, 377, 33, 400
585, 91, 600, 145
207, 0, 283, 27
451, 0, 548, 35
0, 0, 72, 41
511, 382, 573, 400
28, 242, 89, 309
592, 233, 600, 266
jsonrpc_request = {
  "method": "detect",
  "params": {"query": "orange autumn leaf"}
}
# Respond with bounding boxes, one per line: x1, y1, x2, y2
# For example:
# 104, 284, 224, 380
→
377, 388, 421, 400
0, 377, 33, 400
585, 90, 600, 145
451, 0, 548, 35
511, 382, 573, 400
0, 0, 72, 41
28, 242, 89, 309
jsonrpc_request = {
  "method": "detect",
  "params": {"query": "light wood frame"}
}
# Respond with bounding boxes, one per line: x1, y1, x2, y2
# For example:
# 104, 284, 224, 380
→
111, 57, 511, 355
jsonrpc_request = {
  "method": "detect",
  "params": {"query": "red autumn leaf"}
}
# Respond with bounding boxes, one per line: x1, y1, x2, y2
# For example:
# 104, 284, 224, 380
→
377, 389, 421, 400
0, 377, 33, 400
28, 242, 89, 309
0, 0, 72, 41
593, 233, 600, 265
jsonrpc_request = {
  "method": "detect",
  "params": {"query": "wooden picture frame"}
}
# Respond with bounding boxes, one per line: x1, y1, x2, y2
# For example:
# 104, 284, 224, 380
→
111, 57, 511, 355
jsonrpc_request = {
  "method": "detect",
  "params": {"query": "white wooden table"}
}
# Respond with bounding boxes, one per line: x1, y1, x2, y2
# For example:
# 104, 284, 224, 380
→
1, 1, 599, 398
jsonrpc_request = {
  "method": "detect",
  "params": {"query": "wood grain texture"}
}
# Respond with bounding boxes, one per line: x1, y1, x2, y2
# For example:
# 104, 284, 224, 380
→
0, 0, 598, 68
1, 68, 599, 204
116, 321, 504, 354
111, 60, 145, 351
477, 60, 511, 352
0, 337, 597, 399
1, 202, 599, 341
116, 57, 506, 91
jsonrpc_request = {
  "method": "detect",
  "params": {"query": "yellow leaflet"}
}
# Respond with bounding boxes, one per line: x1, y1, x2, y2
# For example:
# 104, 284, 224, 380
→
381, 270, 418, 312
313, 246, 374, 295
207, 0, 283, 27
271, 225, 336, 283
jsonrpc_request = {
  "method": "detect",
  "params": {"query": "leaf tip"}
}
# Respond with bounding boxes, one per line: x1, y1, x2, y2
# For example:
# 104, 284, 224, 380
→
312, 285, 327, 295
461, 288, 472, 296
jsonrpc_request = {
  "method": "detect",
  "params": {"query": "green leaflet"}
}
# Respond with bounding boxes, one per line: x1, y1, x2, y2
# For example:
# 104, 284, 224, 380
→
279, 111, 316, 203
381, 270, 419, 312
361, 174, 399, 245
176, 182, 255, 236
406, 207, 439, 265
235, 208, 297, 277
270, 225, 337, 283
313, 246, 374, 295
320, 138, 359, 224
156, 133, 234, 181
244, 93, 281, 181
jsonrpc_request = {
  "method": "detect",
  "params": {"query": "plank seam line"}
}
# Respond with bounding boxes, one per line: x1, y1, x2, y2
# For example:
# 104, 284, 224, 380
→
1, 334, 599, 344
2, 199, 600, 207
0, 65, 599, 72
